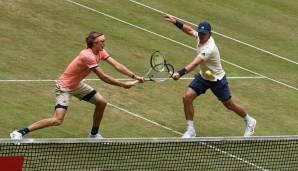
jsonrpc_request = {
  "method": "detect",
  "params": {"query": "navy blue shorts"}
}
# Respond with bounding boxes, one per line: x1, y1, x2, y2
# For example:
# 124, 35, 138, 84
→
188, 74, 231, 101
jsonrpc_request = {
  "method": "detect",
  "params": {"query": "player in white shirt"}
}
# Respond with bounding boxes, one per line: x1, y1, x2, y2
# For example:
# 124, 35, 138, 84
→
164, 15, 256, 138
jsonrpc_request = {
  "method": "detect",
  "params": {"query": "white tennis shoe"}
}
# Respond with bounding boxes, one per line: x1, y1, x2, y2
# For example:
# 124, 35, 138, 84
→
244, 118, 256, 137
182, 129, 196, 138
88, 133, 103, 139
10, 130, 23, 140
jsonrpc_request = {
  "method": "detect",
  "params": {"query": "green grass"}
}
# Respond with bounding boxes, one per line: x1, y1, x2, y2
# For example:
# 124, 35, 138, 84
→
0, 0, 298, 139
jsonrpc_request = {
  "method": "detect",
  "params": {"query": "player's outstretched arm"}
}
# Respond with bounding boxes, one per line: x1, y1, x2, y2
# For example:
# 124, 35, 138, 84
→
184, 55, 204, 72
173, 55, 204, 80
91, 67, 134, 89
105, 57, 144, 83
164, 15, 195, 36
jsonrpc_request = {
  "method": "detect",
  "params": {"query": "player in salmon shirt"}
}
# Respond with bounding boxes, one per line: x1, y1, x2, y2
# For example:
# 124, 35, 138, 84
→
10, 32, 144, 139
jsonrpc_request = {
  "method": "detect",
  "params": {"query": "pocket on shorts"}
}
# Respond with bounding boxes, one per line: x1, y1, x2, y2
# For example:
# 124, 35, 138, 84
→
55, 84, 64, 96
217, 76, 228, 88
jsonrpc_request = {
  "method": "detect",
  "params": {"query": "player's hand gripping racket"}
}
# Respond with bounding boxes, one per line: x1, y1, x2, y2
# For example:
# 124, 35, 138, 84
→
133, 51, 174, 84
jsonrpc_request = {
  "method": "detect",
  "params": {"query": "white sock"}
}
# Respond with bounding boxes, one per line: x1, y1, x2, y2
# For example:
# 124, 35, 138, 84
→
186, 120, 194, 130
244, 114, 252, 121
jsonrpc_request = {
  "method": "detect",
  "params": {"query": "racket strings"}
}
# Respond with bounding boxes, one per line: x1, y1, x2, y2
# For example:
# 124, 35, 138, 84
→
150, 51, 166, 72
145, 64, 174, 82
145, 51, 175, 82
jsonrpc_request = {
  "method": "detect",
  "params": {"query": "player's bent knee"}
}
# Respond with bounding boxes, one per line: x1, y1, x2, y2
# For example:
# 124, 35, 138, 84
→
89, 93, 107, 107
94, 98, 107, 107
51, 117, 64, 126
182, 94, 193, 104
101, 98, 108, 105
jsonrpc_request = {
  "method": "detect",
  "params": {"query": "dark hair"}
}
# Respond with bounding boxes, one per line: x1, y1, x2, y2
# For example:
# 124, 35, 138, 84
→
86, 31, 103, 48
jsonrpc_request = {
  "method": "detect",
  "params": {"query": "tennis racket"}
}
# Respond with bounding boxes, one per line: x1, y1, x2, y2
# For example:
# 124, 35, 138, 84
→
133, 51, 174, 84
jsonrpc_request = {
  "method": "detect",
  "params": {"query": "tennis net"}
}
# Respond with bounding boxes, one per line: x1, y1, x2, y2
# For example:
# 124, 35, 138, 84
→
0, 136, 297, 170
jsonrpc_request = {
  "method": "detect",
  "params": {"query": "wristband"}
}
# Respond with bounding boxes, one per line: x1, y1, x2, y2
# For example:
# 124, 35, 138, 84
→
174, 20, 184, 29
131, 74, 136, 79
178, 68, 187, 77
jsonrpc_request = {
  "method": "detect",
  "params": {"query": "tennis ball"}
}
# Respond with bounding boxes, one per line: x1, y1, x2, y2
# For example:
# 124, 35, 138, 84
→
205, 70, 213, 77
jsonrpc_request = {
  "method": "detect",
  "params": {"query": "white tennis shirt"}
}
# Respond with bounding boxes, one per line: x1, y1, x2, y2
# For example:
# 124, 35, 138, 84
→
192, 31, 225, 81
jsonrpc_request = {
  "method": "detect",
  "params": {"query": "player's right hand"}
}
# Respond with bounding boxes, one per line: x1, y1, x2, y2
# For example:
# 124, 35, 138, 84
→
121, 81, 135, 89
134, 75, 144, 83
164, 15, 176, 23
172, 72, 180, 80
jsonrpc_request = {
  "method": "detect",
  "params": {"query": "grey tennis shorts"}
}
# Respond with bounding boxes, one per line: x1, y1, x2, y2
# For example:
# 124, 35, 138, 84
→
55, 83, 98, 109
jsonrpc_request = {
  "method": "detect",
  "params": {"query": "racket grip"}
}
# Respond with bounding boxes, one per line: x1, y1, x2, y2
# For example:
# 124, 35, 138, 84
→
131, 80, 139, 85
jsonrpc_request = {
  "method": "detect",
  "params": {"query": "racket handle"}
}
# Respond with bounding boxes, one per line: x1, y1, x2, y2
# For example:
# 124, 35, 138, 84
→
131, 80, 139, 85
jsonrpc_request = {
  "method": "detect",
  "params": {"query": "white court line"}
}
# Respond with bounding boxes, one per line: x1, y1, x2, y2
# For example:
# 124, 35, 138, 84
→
108, 103, 183, 135
65, 0, 297, 91
0, 77, 265, 82
108, 103, 268, 171
130, 0, 298, 65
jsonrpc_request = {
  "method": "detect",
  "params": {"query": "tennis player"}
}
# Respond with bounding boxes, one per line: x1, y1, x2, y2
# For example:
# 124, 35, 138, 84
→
164, 15, 256, 138
10, 31, 144, 139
